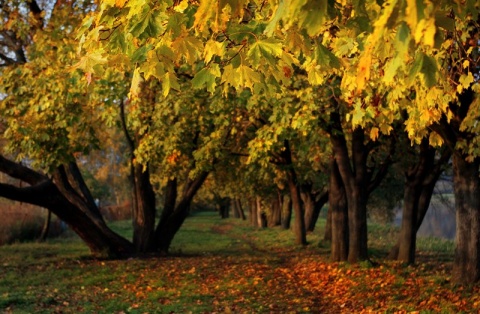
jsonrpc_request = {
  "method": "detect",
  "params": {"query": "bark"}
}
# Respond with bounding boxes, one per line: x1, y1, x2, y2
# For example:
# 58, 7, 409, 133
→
215, 196, 230, 219
283, 140, 307, 245
235, 199, 246, 220
0, 180, 133, 257
155, 178, 177, 238
268, 192, 282, 227
256, 196, 266, 228
331, 126, 369, 262
329, 159, 348, 261
324, 206, 332, 242
397, 140, 433, 263
154, 172, 209, 253
281, 194, 292, 230
131, 164, 156, 252
452, 153, 480, 284
249, 198, 258, 227
301, 189, 315, 233
0, 156, 133, 257
38, 209, 51, 242
231, 199, 240, 218
391, 141, 450, 263
302, 185, 328, 232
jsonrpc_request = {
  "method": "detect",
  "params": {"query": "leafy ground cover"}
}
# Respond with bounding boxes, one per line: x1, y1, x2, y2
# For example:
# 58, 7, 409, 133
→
1, 212, 479, 313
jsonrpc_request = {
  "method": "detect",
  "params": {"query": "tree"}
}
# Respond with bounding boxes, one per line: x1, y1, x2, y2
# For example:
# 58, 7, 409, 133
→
0, 0, 135, 257
63, 0, 480, 283
389, 137, 451, 264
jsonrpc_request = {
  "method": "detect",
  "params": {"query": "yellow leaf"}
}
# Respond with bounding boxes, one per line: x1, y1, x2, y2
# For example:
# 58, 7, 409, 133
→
429, 132, 443, 147
356, 51, 372, 92
405, 0, 418, 31
415, 17, 436, 47
174, 0, 189, 13
370, 127, 379, 141
129, 68, 143, 99
115, 0, 127, 8
203, 40, 226, 64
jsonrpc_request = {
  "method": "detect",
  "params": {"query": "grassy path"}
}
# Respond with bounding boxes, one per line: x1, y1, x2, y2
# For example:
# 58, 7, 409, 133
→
1, 212, 479, 313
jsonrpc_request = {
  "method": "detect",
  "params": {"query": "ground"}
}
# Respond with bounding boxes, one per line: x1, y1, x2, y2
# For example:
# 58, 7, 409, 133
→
1, 212, 479, 313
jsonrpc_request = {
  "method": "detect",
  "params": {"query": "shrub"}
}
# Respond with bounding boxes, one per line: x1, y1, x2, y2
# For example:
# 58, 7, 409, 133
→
0, 202, 65, 245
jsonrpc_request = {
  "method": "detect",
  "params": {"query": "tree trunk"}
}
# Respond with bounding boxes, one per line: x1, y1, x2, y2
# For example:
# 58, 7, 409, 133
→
249, 198, 258, 227
256, 196, 265, 228
329, 159, 348, 261
235, 199, 246, 220
303, 187, 328, 232
231, 199, 240, 218
131, 164, 156, 253
331, 127, 369, 262
268, 192, 282, 227
390, 142, 450, 263
452, 153, 480, 284
154, 172, 209, 253
38, 209, 52, 242
218, 197, 230, 219
324, 206, 332, 242
302, 189, 315, 233
288, 173, 306, 245
397, 181, 420, 263
281, 194, 292, 229
282, 140, 307, 245
0, 156, 134, 257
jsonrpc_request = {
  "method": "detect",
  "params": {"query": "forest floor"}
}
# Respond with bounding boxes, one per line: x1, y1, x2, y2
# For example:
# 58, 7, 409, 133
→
0, 211, 479, 313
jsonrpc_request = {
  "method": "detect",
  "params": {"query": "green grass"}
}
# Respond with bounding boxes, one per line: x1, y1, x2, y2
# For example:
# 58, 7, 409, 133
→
1, 212, 478, 313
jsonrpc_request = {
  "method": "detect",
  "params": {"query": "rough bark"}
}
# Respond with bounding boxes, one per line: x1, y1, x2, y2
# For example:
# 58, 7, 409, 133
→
301, 189, 315, 232
268, 192, 282, 227
283, 140, 307, 245
324, 206, 332, 242
302, 185, 328, 232
131, 164, 156, 253
235, 199, 246, 220
249, 198, 258, 227
154, 172, 209, 253
255, 196, 266, 228
329, 159, 348, 261
331, 127, 369, 262
38, 209, 51, 242
231, 199, 240, 218
390, 141, 450, 263
0, 178, 133, 257
281, 194, 292, 230
452, 154, 480, 284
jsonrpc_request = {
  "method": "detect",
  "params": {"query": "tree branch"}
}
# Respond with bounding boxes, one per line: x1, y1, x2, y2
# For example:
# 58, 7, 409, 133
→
0, 154, 48, 185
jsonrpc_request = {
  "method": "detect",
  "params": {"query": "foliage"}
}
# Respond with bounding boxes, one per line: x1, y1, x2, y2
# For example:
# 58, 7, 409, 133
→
1, 213, 479, 313
0, 1, 127, 171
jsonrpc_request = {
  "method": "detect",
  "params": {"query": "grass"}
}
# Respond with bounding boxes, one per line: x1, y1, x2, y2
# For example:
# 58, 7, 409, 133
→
1, 211, 479, 313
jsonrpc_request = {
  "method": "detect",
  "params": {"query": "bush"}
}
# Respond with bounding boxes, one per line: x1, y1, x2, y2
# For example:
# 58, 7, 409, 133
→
0, 202, 65, 245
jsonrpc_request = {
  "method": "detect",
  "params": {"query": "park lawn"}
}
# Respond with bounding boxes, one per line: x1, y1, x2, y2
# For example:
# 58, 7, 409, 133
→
1, 211, 479, 313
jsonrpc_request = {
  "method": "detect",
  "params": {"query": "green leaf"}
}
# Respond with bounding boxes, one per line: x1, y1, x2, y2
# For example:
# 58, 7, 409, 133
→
247, 39, 283, 68
130, 9, 166, 39
299, 0, 328, 36
315, 43, 340, 69
162, 72, 180, 97
420, 55, 437, 88
131, 45, 152, 63
192, 64, 221, 93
